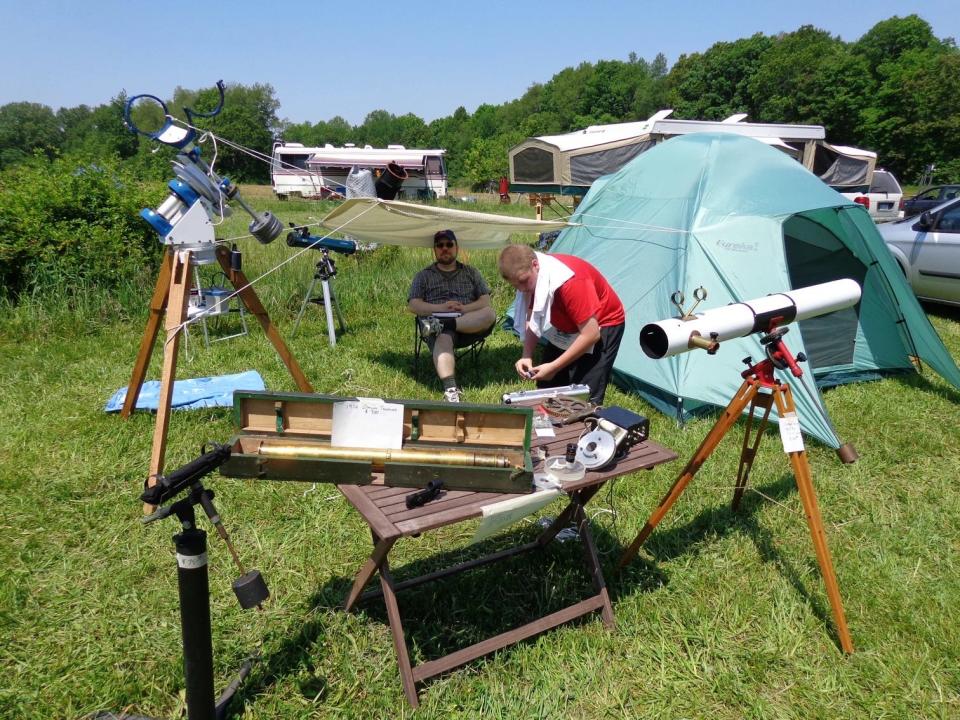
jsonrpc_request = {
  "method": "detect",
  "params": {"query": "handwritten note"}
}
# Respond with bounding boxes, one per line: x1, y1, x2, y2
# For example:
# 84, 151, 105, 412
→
778, 412, 805, 453
331, 397, 404, 450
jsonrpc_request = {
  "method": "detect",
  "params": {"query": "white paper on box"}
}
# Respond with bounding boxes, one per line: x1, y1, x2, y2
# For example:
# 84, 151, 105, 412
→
331, 397, 404, 450
778, 412, 805, 453
470, 489, 562, 544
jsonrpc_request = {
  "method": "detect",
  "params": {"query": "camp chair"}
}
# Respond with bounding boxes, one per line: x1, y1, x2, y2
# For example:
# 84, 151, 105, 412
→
413, 316, 495, 382
184, 270, 248, 349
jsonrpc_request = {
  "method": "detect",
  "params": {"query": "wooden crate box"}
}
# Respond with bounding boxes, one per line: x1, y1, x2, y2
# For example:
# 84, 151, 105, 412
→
220, 391, 534, 494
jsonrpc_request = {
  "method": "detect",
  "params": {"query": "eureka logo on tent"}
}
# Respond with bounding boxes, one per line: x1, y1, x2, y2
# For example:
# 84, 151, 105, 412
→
718, 239, 759, 253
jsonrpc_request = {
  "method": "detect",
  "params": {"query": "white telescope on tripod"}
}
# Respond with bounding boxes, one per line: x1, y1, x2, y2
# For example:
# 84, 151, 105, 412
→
639, 279, 862, 359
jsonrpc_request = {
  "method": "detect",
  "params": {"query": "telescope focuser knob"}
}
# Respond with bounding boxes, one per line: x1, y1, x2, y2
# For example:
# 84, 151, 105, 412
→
706, 332, 719, 354
796, 351, 807, 363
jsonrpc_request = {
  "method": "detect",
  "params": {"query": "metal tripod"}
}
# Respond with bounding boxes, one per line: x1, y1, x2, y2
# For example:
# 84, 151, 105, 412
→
292, 247, 346, 346
99, 443, 267, 720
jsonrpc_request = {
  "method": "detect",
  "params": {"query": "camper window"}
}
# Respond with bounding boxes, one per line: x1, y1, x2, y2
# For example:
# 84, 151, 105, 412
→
425, 156, 444, 176
514, 147, 554, 183
869, 171, 901, 194
276, 153, 311, 171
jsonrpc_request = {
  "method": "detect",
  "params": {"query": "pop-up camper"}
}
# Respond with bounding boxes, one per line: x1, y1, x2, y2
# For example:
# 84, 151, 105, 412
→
508, 110, 875, 198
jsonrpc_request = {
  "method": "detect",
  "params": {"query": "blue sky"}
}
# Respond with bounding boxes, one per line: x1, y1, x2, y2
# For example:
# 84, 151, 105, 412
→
1, 0, 956, 126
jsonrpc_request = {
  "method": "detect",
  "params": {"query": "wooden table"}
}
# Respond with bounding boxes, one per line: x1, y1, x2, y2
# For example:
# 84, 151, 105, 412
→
337, 424, 677, 707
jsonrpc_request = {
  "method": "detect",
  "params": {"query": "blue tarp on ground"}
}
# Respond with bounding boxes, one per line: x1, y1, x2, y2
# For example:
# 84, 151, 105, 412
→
104, 370, 265, 412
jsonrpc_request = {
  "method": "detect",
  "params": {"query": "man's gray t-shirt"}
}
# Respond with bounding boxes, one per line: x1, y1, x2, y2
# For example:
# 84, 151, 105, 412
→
408, 262, 491, 305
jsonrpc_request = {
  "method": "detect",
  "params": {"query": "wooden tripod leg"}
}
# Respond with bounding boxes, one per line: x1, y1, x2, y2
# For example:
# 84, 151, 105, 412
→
731, 387, 775, 511
144, 250, 192, 506
215, 245, 313, 393
774, 384, 854, 654
618, 379, 758, 570
121, 251, 173, 418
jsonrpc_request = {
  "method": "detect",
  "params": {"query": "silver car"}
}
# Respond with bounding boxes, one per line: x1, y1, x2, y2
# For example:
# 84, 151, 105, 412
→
878, 197, 960, 307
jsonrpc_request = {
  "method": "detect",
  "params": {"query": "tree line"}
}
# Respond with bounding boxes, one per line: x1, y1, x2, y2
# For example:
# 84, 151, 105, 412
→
1, 14, 957, 189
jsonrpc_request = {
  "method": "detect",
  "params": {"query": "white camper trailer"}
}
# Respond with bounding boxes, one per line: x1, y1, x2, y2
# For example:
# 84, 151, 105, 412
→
271, 143, 447, 200
508, 110, 876, 197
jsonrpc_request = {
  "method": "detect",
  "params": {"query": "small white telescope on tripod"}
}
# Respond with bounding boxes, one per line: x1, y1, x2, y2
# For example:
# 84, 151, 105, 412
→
639, 279, 862, 359
622, 278, 863, 653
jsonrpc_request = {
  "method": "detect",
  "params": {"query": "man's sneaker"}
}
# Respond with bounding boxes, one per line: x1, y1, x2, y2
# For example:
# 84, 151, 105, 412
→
419, 316, 444, 338
443, 386, 462, 403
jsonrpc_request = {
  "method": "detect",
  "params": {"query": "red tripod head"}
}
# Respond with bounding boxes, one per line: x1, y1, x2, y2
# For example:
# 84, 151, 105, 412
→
741, 322, 807, 386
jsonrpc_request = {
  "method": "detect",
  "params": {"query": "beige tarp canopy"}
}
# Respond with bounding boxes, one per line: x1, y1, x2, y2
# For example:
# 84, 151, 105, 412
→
319, 198, 570, 249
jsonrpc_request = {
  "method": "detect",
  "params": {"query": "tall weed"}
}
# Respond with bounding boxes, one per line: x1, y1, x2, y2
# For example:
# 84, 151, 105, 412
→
0, 154, 165, 299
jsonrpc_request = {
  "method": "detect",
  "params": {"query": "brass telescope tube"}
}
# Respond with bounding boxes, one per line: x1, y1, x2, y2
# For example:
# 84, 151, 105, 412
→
257, 442, 515, 470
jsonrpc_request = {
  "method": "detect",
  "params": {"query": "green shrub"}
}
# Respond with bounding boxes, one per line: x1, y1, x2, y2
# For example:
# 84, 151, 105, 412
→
934, 157, 960, 185
0, 154, 165, 299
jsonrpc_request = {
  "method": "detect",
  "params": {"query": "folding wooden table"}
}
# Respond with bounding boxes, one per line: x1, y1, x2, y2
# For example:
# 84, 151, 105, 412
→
338, 424, 677, 707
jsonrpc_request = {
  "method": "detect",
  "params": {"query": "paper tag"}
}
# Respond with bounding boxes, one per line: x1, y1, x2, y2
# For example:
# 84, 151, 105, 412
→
331, 397, 403, 449
778, 412, 805, 453
471, 489, 562, 544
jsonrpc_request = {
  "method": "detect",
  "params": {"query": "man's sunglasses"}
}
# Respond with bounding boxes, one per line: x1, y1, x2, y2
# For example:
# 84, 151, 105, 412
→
434, 241, 455, 249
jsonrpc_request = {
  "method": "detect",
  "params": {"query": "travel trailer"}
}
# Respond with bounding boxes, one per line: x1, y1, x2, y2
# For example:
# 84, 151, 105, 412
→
271, 143, 447, 200
508, 110, 877, 198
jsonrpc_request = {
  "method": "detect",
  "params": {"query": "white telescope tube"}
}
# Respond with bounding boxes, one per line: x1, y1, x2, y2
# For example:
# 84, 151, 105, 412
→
639, 279, 862, 359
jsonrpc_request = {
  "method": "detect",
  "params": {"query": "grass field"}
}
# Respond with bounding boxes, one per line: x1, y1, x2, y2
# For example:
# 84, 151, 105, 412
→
1, 193, 958, 719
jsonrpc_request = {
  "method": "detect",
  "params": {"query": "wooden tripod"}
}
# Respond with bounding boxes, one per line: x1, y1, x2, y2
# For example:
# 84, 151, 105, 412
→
618, 329, 854, 654
121, 244, 313, 494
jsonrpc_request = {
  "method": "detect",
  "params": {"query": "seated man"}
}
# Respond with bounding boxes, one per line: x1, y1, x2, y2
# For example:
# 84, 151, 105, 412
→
408, 229, 496, 402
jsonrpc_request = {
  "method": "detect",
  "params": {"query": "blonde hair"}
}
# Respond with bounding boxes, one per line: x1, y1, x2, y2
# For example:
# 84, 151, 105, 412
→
498, 244, 536, 280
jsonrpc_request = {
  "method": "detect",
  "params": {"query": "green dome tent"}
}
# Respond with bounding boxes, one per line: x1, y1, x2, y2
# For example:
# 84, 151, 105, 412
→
550, 132, 960, 449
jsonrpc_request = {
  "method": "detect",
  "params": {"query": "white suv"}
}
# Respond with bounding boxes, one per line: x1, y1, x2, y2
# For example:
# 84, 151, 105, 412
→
839, 169, 904, 222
